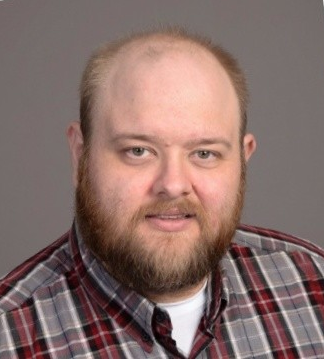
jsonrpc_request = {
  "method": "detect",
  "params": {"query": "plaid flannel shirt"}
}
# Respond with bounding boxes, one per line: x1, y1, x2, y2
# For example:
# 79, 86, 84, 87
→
0, 223, 324, 358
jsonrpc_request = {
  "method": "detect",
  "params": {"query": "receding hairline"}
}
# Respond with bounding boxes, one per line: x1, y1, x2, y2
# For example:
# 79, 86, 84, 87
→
110, 32, 213, 61
95, 34, 236, 105
92, 32, 223, 88
80, 28, 248, 145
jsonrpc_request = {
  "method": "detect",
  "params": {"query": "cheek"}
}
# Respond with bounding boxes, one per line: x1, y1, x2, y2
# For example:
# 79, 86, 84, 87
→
195, 168, 241, 211
91, 160, 152, 210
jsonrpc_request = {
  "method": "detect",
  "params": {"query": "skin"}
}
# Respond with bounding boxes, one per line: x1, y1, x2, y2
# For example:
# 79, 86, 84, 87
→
67, 41, 256, 303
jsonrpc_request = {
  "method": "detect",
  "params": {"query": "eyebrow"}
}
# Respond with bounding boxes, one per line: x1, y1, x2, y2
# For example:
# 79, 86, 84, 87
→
110, 133, 160, 143
110, 133, 232, 150
185, 138, 232, 150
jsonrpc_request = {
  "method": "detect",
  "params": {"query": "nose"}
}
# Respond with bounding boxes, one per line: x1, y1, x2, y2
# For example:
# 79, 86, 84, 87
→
152, 156, 193, 199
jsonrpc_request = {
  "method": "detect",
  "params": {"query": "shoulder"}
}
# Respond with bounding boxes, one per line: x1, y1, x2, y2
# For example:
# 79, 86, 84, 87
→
0, 230, 73, 314
234, 223, 324, 258
224, 224, 324, 286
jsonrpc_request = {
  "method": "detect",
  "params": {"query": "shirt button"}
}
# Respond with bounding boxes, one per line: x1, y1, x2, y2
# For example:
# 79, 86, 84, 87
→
141, 330, 152, 343
156, 311, 167, 323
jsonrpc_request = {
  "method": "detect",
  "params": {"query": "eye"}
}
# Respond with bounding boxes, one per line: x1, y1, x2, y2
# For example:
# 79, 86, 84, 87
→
123, 147, 155, 162
194, 150, 219, 160
190, 149, 221, 168
128, 147, 148, 157
196, 150, 214, 159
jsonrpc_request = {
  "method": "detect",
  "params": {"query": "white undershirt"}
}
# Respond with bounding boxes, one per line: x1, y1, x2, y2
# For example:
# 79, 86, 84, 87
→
157, 281, 207, 357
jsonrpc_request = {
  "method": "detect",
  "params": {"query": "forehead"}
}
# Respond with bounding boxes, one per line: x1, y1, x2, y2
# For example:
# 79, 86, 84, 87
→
92, 38, 240, 141
105, 37, 235, 96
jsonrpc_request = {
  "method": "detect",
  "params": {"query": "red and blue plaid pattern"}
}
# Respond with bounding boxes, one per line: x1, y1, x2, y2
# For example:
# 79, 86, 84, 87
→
1, 223, 323, 358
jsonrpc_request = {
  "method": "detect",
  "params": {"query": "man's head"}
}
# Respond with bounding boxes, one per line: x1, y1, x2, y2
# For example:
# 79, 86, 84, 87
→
67, 28, 256, 301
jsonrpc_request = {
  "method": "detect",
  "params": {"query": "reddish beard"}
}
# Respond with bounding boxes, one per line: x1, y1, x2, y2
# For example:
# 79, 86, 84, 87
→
75, 151, 246, 297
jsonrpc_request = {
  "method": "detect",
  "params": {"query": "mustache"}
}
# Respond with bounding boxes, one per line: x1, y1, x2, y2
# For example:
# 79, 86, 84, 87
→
132, 198, 208, 222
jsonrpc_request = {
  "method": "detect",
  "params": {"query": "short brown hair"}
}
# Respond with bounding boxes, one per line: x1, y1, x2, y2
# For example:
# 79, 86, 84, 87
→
79, 27, 248, 145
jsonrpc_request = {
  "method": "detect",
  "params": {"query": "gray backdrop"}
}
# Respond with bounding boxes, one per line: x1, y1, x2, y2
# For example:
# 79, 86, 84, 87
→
1, 0, 324, 276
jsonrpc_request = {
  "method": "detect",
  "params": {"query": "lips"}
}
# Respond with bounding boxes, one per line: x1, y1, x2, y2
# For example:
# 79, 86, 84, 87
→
145, 210, 196, 232
146, 213, 193, 219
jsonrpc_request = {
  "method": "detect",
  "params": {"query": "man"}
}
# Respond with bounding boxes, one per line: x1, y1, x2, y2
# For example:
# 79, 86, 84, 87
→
0, 28, 323, 358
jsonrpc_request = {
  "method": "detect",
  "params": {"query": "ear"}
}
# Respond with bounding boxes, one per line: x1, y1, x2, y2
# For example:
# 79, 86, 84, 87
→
67, 121, 84, 187
243, 133, 257, 162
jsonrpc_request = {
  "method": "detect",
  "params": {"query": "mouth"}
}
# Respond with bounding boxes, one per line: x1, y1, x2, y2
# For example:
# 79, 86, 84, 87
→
145, 211, 196, 232
146, 213, 194, 219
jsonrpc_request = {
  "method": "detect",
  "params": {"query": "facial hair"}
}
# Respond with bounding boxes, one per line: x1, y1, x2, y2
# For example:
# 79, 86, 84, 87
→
75, 151, 246, 297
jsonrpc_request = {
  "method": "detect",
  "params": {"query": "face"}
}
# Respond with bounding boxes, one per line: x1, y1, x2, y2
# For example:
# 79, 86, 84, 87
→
69, 46, 256, 299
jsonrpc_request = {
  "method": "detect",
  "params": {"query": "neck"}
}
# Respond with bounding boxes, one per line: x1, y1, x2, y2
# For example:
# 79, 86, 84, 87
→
146, 278, 208, 304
